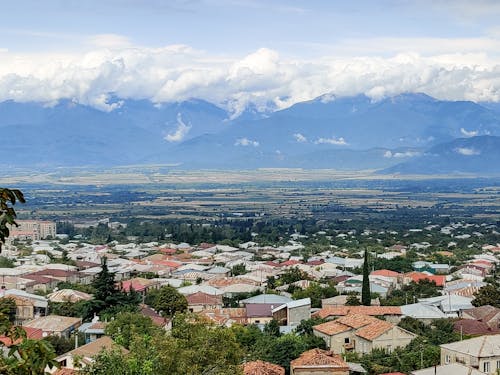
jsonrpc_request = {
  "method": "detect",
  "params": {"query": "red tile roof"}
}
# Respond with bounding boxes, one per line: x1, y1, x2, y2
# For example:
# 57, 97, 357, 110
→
371, 269, 401, 277
314, 306, 402, 319
0, 327, 44, 346
186, 292, 222, 306
243, 360, 285, 375
291, 349, 349, 370
405, 272, 446, 287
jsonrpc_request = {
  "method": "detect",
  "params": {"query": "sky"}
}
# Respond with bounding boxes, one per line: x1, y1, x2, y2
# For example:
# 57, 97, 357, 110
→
1, 0, 500, 113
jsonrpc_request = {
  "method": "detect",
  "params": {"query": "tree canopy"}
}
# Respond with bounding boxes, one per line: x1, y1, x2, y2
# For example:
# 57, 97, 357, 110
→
0, 188, 25, 251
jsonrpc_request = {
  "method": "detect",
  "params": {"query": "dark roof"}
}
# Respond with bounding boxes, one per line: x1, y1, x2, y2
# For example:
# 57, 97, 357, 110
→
453, 319, 500, 336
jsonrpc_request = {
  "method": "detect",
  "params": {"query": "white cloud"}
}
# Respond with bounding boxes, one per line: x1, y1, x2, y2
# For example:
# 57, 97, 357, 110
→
455, 147, 480, 156
384, 150, 421, 158
86, 34, 133, 49
235, 137, 259, 147
165, 113, 191, 142
1, 42, 500, 114
315, 136, 348, 146
293, 133, 307, 143
460, 128, 479, 137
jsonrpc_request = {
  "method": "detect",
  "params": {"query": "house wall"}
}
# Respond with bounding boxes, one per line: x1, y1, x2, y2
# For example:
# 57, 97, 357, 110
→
312, 329, 356, 353
371, 327, 415, 352
273, 308, 287, 325
441, 348, 478, 367
289, 305, 311, 326
440, 348, 500, 374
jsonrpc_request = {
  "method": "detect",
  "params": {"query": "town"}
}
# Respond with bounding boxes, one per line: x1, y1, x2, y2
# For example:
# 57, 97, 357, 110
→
0, 195, 499, 375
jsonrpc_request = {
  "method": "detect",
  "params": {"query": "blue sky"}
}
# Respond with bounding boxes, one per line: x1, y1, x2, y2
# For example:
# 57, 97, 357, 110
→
1, 0, 500, 112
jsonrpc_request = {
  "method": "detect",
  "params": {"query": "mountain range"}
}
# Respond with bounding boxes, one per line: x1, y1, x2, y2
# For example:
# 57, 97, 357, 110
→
1, 93, 499, 175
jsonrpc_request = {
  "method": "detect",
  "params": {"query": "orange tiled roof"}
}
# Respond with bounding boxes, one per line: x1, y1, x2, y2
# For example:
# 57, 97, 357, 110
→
313, 321, 352, 336
243, 360, 285, 375
291, 348, 349, 370
314, 306, 401, 319
336, 314, 379, 329
198, 308, 247, 325
354, 319, 393, 340
371, 269, 401, 277
405, 272, 446, 287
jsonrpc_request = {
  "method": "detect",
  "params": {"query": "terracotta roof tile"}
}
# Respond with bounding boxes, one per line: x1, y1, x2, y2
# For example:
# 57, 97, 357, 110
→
314, 306, 401, 319
336, 314, 379, 329
354, 319, 393, 340
371, 269, 401, 277
291, 348, 349, 370
186, 291, 222, 305
313, 321, 352, 336
243, 360, 285, 375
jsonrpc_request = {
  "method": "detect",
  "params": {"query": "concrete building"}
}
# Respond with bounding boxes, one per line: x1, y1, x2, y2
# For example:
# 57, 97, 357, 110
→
8, 220, 56, 240
313, 314, 416, 355
440, 334, 500, 374
272, 298, 311, 327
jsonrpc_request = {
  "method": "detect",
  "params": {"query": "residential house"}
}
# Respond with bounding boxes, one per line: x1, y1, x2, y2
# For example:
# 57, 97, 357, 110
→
461, 305, 500, 330
314, 306, 402, 324
199, 307, 247, 327
0, 289, 48, 324
272, 298, 311, 328
78, 320, 107, 343
313, 314, 416, 355
453, 319, 500, 336
243, 360, 285, 375
290, 348, 350, 375
51, 336, 127, 372
119, 277, 160, 297
321, 295, 380, 307
404, 272, 446, 287
241, 294, 292, 325
400, 303, 446, 323
23, 315, 82, 338
186, 291, 223, 313
411, 363, 485, 375
419, 295, 473, 317
47, 289, 93, 303
440, 334, 500, 374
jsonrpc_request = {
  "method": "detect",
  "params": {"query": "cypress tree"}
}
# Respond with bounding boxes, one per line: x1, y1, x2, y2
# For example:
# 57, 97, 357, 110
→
361, 248, 371, 306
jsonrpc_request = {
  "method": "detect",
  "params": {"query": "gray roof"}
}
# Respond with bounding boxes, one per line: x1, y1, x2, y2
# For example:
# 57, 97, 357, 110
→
272, 298, 311, 313
419, 295, 473, 313
411, 363, 485, 375
440, 334, 500, 357
241, 294, 292, 305
401, 303, 446, 319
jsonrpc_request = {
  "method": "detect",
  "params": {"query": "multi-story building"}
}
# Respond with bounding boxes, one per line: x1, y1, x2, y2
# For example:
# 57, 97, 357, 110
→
7, 220, 56, 240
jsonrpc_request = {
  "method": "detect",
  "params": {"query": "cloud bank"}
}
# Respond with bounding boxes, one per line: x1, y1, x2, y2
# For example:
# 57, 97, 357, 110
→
1, 42, 500, 114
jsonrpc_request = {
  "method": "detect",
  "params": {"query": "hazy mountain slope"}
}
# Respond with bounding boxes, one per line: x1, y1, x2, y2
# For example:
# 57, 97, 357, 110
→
381, 136, 500, 174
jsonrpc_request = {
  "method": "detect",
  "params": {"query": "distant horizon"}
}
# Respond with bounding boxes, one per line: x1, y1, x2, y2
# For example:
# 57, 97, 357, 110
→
1, 1, 500, 112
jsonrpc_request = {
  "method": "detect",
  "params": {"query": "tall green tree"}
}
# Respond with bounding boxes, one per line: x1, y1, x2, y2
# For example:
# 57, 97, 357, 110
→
361, 248, 371, 306
0, 188, 25, 252
144, 286, 187, 317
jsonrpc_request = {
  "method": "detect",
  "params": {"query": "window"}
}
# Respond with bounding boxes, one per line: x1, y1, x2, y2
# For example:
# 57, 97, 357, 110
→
445, 355, 451, 364
344, 337, 350, 344
496, 360, 500, 369
386, 345, 392, 353
483, 361, 490, 373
